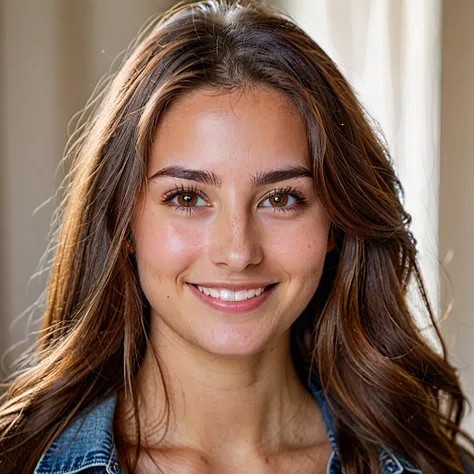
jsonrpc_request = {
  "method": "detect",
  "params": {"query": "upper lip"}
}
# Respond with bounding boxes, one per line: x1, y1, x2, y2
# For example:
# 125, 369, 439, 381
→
188, 282, 277, 291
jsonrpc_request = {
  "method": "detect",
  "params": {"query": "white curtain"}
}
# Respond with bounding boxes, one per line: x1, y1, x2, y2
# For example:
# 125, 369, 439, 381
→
278, 0, 443, 346
278, 0, 474, 438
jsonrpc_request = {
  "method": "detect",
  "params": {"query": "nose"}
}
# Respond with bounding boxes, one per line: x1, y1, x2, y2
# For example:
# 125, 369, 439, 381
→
208, 205, 263, 271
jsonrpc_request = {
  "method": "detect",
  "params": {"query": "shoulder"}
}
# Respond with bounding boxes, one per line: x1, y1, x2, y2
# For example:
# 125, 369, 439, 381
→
33, 394, 122, 474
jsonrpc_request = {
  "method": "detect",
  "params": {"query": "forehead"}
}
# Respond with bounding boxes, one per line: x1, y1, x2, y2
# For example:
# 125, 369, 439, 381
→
149, 86, 310, 174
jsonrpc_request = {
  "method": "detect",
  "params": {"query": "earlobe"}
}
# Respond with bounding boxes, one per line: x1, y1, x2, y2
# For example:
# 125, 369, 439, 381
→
126, 239, 134, 255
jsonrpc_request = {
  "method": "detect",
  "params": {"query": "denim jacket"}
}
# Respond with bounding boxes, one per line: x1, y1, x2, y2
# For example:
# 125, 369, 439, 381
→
34, 379, 473, 474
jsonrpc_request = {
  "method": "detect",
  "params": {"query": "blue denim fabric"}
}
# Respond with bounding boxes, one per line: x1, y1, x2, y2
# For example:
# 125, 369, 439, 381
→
33, 379, 473, 474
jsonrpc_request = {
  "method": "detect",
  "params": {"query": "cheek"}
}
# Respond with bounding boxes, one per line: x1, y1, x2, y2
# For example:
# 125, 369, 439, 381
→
133, 211, 207, 283
266, 214, 330, 279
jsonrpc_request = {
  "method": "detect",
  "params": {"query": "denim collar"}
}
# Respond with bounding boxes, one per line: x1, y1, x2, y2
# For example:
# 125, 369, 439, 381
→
34, 394, 122, 474
34, 380, 422, 474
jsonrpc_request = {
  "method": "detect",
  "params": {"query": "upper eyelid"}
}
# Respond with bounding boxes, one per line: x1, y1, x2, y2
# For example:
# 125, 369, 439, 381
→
163, 186, 301, 198
161, 185, 208, 206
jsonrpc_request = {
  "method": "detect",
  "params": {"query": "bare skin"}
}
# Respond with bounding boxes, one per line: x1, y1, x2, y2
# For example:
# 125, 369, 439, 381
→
114, 86, 334, 473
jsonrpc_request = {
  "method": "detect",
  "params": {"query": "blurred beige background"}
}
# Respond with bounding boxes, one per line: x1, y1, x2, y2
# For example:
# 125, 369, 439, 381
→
0, 0, 472, 436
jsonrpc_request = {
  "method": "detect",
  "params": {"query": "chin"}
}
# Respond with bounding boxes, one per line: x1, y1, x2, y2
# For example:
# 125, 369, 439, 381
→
194, 327, 279, 358
201, 345, 266, 359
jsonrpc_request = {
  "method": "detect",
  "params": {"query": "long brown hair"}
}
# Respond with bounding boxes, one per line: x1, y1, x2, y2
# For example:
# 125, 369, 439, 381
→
1, 1, 473, 472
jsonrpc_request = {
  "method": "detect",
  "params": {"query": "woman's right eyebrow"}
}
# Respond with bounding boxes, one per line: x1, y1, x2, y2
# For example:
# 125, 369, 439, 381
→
148, 164, 313, 189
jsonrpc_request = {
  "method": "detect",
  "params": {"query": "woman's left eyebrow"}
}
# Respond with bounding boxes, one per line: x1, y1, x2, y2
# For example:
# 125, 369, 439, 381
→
148, 164, 313, 188
251, 165, 313, 188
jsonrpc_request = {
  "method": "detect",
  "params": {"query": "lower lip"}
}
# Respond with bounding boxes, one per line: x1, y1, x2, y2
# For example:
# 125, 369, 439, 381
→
187, 283, 277, 313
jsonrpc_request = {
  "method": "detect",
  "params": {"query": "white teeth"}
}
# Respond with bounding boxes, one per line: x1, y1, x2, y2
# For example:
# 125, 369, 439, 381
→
195, 285, 268, 301
209, 288, 220, 298
219, 289, 235, 301
234, 290, 248, 302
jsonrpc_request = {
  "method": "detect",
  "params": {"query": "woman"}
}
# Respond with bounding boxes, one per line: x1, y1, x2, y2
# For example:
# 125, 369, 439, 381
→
1, 0, 473, 472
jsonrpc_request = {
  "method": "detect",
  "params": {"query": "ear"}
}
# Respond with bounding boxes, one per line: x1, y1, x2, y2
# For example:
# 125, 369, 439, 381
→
327, 226, 336, 253
126, 240, 134, 255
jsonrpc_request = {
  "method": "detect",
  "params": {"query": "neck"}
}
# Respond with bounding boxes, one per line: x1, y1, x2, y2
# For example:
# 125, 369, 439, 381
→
115, 319, 326, 463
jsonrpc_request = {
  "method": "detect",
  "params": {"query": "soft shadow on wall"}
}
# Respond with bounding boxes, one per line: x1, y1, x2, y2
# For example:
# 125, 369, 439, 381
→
0, 0, 176, 372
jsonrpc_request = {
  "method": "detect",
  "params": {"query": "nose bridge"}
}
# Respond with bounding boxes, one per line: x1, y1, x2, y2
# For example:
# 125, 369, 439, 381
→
209, 199, 262, 270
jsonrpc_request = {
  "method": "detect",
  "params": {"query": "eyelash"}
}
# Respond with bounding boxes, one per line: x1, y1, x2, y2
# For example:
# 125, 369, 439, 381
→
161, 184, 308, 215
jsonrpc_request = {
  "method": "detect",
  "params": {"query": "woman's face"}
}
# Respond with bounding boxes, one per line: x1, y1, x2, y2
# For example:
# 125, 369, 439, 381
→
133, 86, 331, 357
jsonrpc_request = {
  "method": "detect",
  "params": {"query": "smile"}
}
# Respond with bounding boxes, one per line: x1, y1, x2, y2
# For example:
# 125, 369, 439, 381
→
195, 285, 266, 301
187, 283, 278, 313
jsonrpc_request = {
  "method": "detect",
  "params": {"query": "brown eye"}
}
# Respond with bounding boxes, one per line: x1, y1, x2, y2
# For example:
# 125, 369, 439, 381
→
268, 193, 289, 207
177, 193, 199, 207
259, 188, 306, 213
163, 187, 210, 213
